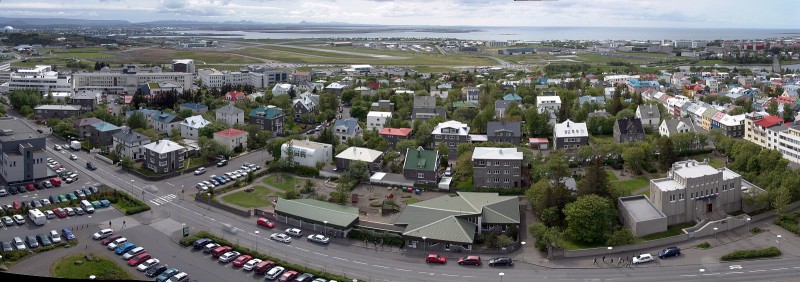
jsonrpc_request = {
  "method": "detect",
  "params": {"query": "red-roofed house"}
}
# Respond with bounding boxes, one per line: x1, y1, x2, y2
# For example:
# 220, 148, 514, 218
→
225, 91, 246, 102
745, 113, 784, 148
754, 116, 784, 128
529, 138, 549, 151
379, 128, 412, 146
213, 128, 249, 152
367, 81, 380, 90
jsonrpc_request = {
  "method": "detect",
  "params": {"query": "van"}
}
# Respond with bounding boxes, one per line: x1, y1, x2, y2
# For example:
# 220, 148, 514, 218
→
80, 200, 95, 213
93, 228, 114, 240
254, 260, 276, 274
28, 209, 46, 226
167, 272, 189, 282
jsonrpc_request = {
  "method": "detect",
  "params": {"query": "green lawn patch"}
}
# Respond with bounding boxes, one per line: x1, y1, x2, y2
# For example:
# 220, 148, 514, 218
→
691, 154, 725, 168
720, 247, 781, 261
221, 185, 274, 208
589, 135, 614, 145
605, 169, 619, 181
612, 177, 650, 195
561, 238, 606, 250
402, 197, 421, 205
262, 174, 300, 191
640, 222, 696, 241
52, 253, 135, 280
184, 157, 207, 169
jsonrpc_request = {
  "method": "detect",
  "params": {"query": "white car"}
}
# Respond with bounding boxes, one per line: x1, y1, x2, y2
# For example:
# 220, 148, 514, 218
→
218, 251, 241, 263
70, 154, 78, 160
194, 167, 206, 175
307, 234, 330, 244
49, 230, 62, 243
196, 183, 208, 191
201, 181, 215, 189
632, 253, 654, 264
122, 247, 146, 260
137, 258, 160, 271
54, 145, 62, 150
270, 233, 291, 243
285, 228, 302, 237
264, 266, 285, 280
107, 238, 128, 250
12, 214, 25, 225
242, 258, 262, 271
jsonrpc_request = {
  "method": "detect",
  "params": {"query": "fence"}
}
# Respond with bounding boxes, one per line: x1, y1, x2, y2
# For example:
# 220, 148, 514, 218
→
255, 209, 347, 238
561, 233, 689, 258
95, 153, 115, 165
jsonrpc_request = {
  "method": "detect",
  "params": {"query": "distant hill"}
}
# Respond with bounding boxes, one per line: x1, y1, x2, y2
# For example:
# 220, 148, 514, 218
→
0, 17, 373, 28
0, 17, 129, 26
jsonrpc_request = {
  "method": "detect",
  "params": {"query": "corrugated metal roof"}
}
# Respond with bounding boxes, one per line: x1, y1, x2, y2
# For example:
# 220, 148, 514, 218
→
275, 199, 358, 228
403, 216, 475, 244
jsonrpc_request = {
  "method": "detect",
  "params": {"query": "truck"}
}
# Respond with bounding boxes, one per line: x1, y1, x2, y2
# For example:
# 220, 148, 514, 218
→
70, 141, 81, 151
28, 208, 46, 226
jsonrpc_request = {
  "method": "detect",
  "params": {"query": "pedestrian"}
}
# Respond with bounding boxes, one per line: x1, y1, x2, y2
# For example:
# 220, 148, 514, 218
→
364, 239, 368, 247
108, 221, 111, 228
618, 257, 622, 265
602, 255, 606, 262
610, 258, 613, 264
593, 257, 598, 265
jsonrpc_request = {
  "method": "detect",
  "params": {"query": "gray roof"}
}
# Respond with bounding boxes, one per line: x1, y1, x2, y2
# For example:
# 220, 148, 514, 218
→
113, 130, 152, 144
487, 121, 521, 138
33, 105, 81, 111
578, 95, 606, 105
662, 117, 695, 135
638, 104, 660, 119
412, 107, 447, 119
495, 100, 512, 110
216, 104, 244, 115
334, 118, 360, 134
275, 198, 359, 229
413, 96, 436, 109
619, 195, 666, 222
616, 118, 644, 135
395, 192, 519, 243
0, 118, 43, 142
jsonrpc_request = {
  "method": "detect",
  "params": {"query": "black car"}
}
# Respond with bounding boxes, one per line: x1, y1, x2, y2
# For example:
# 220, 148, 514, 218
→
16, 186, 26, 194
8, 186, 18, 195
86, 162, 97, 170
34, 183, 43, 190
192, 238, 213, 250
37, 234, 52, 247
294, 273, 314, 282
658, 246, 681, 259
488, 257, 514, 267
216, 159, 228, 167
26, 235, 39, 249
2, 240, 12, 252
146, 265, 168, 277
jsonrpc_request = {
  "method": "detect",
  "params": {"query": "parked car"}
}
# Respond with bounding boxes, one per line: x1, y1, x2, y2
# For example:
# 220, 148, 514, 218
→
26, 235, 39, 249
633, 253, 654, 264
93, 229, 114, 240
426, 254, 447, 264
53, 208, 67, 218
167, 272, 189, 282
211, 246, 232, 258
216, 159, 228, 167
307, 234, 330, 244
155, 268, 180, 282
194, 167, 206, 175
65, 207, 75, 216
12, 237, 26, 250
115, 243, 137, 255
37, 234, 52, 247
74, 207, 85, 215
488, 257, 514, 267
44, 210, 55, 219
0, 188, 7, 197
457, 255, 482, 265
658, 246, 681, 259
254, 260, 277, 275
232, 254, 253, 267
270, 233, 292, 243
42, 181, 53, 188
278, 270, 299, 282
294, 273, 314, 282
2, 241, 12, 252
107, 238, 128, 250
218, 251, 242, 263
444, 167, 453, 176
242, 258, 263, 271
146, 265, 168, 278
264, 266, 285, 280
62, 228, 75, 240
128, 253, 152, 266
203, 243, 220, 253
257, 217, 276, 228
12, 214, 25, 225
1, 216, 13, 226
86, 162, 97, 170
285, 228, 302, 237
49, 230, 62, 243
137, 258, 160, 272
122, 246, 146, 260
26, 183, 35, 191
192, 238, 213, 249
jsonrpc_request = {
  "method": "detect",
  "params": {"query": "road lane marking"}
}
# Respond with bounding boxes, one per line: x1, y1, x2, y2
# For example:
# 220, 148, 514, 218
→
372, 265, 389, 269
332, 257, 348, 261
441, 274, 458, 277
680, 275, 697, 277
294, 247, 309, 252
313, 252, 328, 257
728, 272, 744, 274
352, 261, 367, 265
418, 272, 428, 274
771, 268, 788, 271
395, 268, 411, 272
748, 270, 766, 273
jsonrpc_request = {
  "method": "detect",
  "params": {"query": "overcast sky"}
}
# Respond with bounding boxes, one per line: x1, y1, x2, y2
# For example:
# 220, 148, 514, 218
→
0, 0, 798, 29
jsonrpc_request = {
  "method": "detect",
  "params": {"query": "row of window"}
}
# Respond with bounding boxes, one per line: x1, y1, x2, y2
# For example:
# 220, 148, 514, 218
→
486, 178, 513, 184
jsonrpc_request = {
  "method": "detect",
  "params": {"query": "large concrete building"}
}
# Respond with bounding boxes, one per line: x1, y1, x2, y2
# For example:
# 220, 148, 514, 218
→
171, 59, 196, 74
72, 65, 192, 94
472, 147, 524, 189
8, 65, 72, 94
280, 139, 333, 168
0, 118, 48, 184
198, 68, 288, 88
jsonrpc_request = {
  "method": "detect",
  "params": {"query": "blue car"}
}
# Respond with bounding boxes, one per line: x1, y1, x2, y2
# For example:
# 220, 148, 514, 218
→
213, 176, 226, 184
155, 268, 180, 282
115, 242, 136, 255
62, 228, 76, 240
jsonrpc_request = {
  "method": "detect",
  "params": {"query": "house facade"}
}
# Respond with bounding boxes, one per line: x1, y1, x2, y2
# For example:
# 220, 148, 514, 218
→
33, 105, 81, 119
180, 115, 211, 140
432, 120, 470, 156
412, 96, 446, 121
379, 128, 412, 146
659, 118, 696, 137
71, 90, 100, 112
366, 111, 392, 131
613, 118, 646, 143
215, 104, 245, 126
150, 112, 183, 136
249, 105, 285, 135
334, 147, 383, 172
636, 104, 661, 128
292, 92, 319, 122
87, 122, 121, 148
213, 128, 249, 152
553, 119, 589, 151
179, 103, 208, 114
472, 147, 524, 189
72, 117, 103, 140
402, 147, 440, 185
143, 140, 185, 174
280, 139, 333, 168
112, 130, 152, 160
486, 122, 521, 145
0, 119, 48, 184
333, 118, 362, 142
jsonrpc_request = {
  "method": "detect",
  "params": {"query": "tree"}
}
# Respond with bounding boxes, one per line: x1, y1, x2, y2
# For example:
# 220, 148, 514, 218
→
120, 156, 134, 169
773, 183, 792, 219
622, 146, 646, 174
606, 228, 636, 246
7, 89, 41, 111
563, 195, 617, 244
767, 102, 779, 117
345, 161, 370, 184
615, 108, 635, 120
314, 127, 338, 147
198, 121, 229, 139
198, 137, 231, 160
784, 107, 795, 122
529, 223, 564, 252
126, 111, 148, 130
577, 158, 611, 198
658, 137, 677, 171
170, 128, 182, 143
349, 106, 367, 120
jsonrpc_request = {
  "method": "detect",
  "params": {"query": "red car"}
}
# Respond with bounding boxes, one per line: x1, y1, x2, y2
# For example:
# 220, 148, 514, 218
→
277, 270, 298, 282
425, 254, 447, 264
26, 183, 35, 191
53, 208, 67, 218
254, 260, 277, 274
101, 234, 123, 245
211, 246, 232, 258
13, 201, 21, 210
457, 255, 482, 265
127, 253, 152, 266
257, 218, 276, 228
50, 177, 62, 187
231, 255, 253, 267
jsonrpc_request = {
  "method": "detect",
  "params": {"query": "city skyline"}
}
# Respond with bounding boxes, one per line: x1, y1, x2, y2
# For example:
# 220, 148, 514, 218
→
0, 0, 797, 29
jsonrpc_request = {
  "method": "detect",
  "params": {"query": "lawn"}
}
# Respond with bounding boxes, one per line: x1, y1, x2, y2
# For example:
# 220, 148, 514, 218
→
691, 154, 725, 168
262, 174, 300, 191
605, 169, 619, 181
611, 177, 650, 196
184, 157, 207, 169
51, 253, 135, 280
402, 197, 421, 205
561, 238, 607, 250
229, 46, 497, 66
639, 222, 696, 241
589, 135, 614, 145
221, 185, 274, 208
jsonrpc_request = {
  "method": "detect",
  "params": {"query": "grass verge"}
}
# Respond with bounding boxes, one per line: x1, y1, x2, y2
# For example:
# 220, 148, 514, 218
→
720, 247, 781, 261
262, 174, 300, 191
52, 252, 134, 280
221, 185, 274, 208
611, 177, 650, 196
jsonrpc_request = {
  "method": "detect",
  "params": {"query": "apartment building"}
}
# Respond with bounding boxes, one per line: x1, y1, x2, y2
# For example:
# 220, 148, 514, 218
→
0, 118, 48, 184
472, 147, 524, 189
280, 139, 333, 168
432, 120, 470, 156
143, 140, 185, 174
8, 65, 72, 94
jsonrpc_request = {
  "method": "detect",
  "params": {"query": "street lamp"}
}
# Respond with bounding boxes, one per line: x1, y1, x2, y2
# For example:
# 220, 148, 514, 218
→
323, 220, 328, 236
746, 217, 751, 231
699, 268, 705, 282
206, 193, 211, 210
499, 272, 505, 282
520, 241, 526, 261
777, 234, 782, 249
422, 236, 427, 252
607, 246, 612, 260
254, 230, 260, 252
713, 227, 718, 239
130, 179, 134, 194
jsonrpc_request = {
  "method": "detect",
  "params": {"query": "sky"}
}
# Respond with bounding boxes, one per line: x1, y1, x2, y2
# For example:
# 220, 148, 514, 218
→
0, 0, 798, 29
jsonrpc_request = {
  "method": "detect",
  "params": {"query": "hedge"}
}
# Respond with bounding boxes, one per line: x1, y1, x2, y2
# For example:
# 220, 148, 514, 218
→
102, 190, 151, 215
0, 187, 147, 217
775, 212, 800, 236
179, 231, 354, 282
0, 240, 78, 267
720, 246, 781, 261
347, 229, 403, 247
267, 163, 319, 177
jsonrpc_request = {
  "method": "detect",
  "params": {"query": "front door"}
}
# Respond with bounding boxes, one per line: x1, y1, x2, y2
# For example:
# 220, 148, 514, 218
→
706, 202, 713, 213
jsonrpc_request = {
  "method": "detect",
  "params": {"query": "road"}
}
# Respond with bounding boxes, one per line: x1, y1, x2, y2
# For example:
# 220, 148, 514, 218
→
6, 110, 800, 281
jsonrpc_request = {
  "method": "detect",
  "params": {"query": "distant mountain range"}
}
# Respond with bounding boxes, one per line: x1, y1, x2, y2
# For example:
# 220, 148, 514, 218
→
0, 17, 369, 27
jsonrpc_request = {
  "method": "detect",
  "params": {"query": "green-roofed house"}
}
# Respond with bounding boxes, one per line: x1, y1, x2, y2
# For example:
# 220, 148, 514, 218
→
452, 100, 479, 109
249, 105, 285, 135
503, 93, 523, 101
402, 147, 440, 185
87, 121, 121, 148
275, 198, 359, 237
395, 192, 520, 252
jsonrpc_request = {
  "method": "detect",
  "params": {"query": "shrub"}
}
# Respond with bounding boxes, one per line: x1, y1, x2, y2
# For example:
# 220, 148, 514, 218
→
720, 246, 781, 261
774, 212, 800, 235
496, 235, 514, 248
605, 228, 636, 246
181, 231, 352, 281
369, 201, 381, 207
697, 242, 711, 249
346, 229, 403, 246
750, 227, 764, 234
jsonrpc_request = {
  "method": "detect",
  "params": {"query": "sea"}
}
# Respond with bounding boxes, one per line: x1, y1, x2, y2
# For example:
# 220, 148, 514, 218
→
174, 26, 800, 41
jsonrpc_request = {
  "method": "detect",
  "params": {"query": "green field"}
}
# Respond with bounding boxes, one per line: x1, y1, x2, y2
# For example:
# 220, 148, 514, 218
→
221, 185, 274, 208
612, 176, 650, 196
52, 253, 134, 280
229, 46, 497, 66
262, 174, 300, 191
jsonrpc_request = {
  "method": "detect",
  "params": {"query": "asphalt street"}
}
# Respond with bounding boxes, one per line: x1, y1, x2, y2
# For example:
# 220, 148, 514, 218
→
1, 207, 121, 245
6, 113, 800, 282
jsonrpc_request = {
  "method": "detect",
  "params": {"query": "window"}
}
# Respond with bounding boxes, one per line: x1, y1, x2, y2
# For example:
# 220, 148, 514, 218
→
478, 160, 485, 165
679, 193, 684, 200
417, 173, 424, 179
504, 161, 509, 166
670, 194, 675, 202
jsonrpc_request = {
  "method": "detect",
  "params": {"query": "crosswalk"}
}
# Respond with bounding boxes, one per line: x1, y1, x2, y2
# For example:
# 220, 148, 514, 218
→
149, 194, 177, 206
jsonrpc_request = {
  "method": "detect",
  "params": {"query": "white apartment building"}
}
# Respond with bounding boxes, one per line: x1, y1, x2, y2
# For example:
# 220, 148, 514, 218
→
215, 104, 245, 126
778, 124, 800, 164
280, 139, 333, 168
8, 65, 72, 94
536, 95, 562, 116
179, 115, 210, 140
366, 111, 392, 131
604, 74, 639, 85
271, 83, 295, 96
198, 68, 287, 89
72, 70, 192, 94
704, 78, 719, 93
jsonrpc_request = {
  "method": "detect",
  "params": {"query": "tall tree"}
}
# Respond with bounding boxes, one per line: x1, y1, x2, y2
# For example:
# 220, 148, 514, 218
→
563, 195, 617, 244
126, 111, 148, 130
577, 158, 611, 198
773, 183, 792, 219
658, 137, 677, 171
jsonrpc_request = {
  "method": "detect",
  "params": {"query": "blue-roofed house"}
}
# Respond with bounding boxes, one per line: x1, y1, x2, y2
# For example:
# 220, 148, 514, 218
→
783, 85, 800, 98
88, 121, 121, 148
333, 117, 362, 142
125, 108, 160, 119
151, 111, 183, 136
577, 96, 606, 107
626, 79, 661, 94
503, 93, 523, 101
179, 103, 208, 114
249, 105, 285, 135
